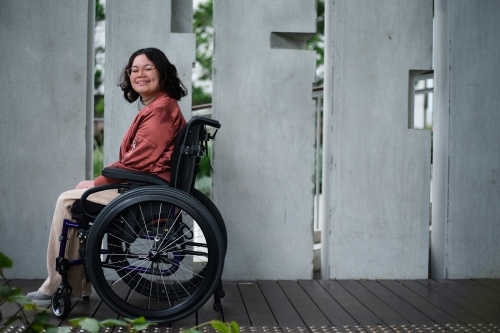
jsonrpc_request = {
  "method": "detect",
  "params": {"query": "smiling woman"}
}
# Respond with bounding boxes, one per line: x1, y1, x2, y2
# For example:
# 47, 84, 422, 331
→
119, 48, 187, 106
27, 47, 188, 306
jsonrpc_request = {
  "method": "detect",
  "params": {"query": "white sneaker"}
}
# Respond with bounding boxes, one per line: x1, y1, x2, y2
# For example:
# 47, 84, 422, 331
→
26, 291, 52, 306
27, 290, 92, 306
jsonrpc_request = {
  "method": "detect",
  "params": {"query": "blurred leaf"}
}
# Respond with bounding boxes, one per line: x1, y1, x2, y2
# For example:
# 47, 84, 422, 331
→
230, 321, 240, 333
130, 316, 146, 324
0, 252, 13, 268
34, 311, 50, 324
133, 322, 156, 331
9, 294, 32, 305
183, 329, 202, 333
30, 323, 45, 333
0, 285, 13, 298
211, 321, 229, 333
99, 319, 128, 327
74, 318, 100, 333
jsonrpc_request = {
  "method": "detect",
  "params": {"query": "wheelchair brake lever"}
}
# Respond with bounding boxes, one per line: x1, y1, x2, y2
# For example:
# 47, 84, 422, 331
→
209, 129, 218, 140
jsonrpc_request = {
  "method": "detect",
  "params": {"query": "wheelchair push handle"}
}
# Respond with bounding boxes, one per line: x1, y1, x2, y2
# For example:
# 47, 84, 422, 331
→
190, 116, 221, 129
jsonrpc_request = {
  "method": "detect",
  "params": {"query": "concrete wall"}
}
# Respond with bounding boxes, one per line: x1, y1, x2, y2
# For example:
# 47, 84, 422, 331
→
0, 1, 94, 278
327, 0, 433, 279
104, 0, 194, 166
212, 0, 317, 280
431, 0, 500, 278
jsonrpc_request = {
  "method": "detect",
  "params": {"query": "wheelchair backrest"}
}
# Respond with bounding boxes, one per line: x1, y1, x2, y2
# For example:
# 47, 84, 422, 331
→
170, 116, 220, 194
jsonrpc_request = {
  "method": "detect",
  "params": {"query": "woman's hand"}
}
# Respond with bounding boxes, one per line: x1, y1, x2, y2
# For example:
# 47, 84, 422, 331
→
76, 180, 95, 189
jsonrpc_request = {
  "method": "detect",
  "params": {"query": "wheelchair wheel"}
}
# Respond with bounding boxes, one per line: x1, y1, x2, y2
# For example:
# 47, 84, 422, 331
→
85, 186, 224, 322
51, 290, 71, 318
192, 189, 227, 255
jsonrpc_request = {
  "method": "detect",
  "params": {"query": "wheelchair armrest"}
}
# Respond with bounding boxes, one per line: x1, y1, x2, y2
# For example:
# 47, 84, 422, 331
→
102, 167, 170, 186
79, 183, 122, 220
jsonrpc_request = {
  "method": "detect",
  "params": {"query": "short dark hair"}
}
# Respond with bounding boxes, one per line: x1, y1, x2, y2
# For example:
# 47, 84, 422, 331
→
118, 47, 188, 102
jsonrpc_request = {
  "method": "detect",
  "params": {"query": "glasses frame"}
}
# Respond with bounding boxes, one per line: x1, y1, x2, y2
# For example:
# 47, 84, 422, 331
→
126, 66, 156, 77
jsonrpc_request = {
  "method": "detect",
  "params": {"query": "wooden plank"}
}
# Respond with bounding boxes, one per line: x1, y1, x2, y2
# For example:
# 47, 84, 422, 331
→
276, 280, 330, 329
318, 280, 381, 326
238, 281, 277, 327
61, 287, 102, 326
473, 279, 500, 293
170, 310, 196, 333
378, 280, 460, 325
454, 279, 500, 302
338, 280, 409, 326
258, 280, 305, 328
197, 294, 223, 325
219, 282, 251, 327
298, 280, 358, 327
417, 279, 500, 324
400, 280, 486, 324
435, 279, 500, 308
359, 280, 436, 326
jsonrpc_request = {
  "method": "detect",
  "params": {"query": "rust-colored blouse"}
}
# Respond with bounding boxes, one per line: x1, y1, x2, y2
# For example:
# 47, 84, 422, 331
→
94, 91, 186, 186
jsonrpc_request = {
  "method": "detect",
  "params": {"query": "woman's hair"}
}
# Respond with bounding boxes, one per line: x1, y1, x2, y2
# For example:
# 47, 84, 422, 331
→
118, 47, 187, 102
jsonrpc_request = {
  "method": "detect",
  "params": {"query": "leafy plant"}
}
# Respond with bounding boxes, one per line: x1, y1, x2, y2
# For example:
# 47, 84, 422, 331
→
183, 320, 239, 333
1, 252, 238, 333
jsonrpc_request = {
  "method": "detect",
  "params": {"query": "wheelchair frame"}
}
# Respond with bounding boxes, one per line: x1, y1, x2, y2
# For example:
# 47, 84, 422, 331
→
51, 117, 226, 322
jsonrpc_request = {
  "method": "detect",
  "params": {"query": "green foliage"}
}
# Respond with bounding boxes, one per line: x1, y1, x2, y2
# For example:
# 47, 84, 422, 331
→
307, 0, 325, 86
193, 0, 213, 82
69, 317, 156, 333
192, 85, 212, 106
95, 96, 104, 116
96, 0, 105, 22
183, 320, 239, 333
93, 140, 104, 179
1, 252, 238, 333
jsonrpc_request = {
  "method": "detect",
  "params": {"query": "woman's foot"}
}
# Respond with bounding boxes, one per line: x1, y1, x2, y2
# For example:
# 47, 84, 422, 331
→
26, 291, 52, 305
27, 290, 91, 305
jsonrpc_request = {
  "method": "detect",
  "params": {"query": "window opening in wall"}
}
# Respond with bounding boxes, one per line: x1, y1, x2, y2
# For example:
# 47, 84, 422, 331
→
409, 70, 434, 130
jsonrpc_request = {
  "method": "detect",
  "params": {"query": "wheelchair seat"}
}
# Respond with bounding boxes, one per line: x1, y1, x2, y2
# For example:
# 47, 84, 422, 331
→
51, 116, 226, 323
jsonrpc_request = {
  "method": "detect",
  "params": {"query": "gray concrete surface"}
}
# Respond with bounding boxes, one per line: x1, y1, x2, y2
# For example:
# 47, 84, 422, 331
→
212, 0, 317, 280
431, 0, 500, 278
326, 0, 433, 279
104, 0, 194, 166
0, 1, 94, 278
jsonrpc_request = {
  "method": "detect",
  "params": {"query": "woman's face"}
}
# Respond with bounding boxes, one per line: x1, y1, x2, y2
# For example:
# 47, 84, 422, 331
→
129, 54, 161, 100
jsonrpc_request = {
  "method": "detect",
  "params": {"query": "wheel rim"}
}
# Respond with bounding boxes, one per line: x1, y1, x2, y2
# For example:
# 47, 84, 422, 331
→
86, 187, 224, 322
51, 292, 70, 317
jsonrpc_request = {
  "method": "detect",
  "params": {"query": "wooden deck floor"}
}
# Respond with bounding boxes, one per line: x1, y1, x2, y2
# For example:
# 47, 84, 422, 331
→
1, 279, 500, 333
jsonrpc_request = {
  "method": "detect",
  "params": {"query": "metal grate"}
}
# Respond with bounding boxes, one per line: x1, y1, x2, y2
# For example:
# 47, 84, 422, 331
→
1, 324, 500, 333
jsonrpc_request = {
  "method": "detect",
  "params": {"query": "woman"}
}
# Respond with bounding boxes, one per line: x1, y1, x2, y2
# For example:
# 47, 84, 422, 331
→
27, 48, 187, 305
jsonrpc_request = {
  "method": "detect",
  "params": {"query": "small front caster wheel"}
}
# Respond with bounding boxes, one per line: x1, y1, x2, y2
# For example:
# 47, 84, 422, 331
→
52, 291, 71, 318
213, 302, 222, 312
218, 289, 226, 298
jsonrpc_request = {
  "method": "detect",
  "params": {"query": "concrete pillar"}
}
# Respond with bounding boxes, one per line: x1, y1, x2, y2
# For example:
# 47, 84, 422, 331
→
431, 0, 500, 278
0, 1, 94, 278
104, 0, 194, 166
327, 0, 433, 279
212, 1, 317, 279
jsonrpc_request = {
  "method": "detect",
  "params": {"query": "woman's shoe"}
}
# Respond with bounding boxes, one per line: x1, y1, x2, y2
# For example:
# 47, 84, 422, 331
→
26, 291, 52, 306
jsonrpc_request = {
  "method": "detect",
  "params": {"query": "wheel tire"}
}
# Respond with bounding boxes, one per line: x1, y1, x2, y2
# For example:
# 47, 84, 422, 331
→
51, 291, 71, 318
192, 189, 227, 255
86, 186, 224, 323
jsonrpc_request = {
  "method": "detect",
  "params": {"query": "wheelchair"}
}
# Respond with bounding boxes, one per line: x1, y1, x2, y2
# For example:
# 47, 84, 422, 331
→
50, 116, 227, 323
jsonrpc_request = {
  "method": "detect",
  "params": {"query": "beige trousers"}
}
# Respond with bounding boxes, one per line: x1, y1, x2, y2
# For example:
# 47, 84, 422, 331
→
39, 188, 120, 297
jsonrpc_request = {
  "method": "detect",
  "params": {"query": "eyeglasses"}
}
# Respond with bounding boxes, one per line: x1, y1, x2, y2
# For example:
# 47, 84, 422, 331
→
126, 65, 156, 77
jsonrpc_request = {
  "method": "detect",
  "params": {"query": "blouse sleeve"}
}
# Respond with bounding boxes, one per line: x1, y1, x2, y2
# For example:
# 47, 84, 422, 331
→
94, 105, 180, 186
